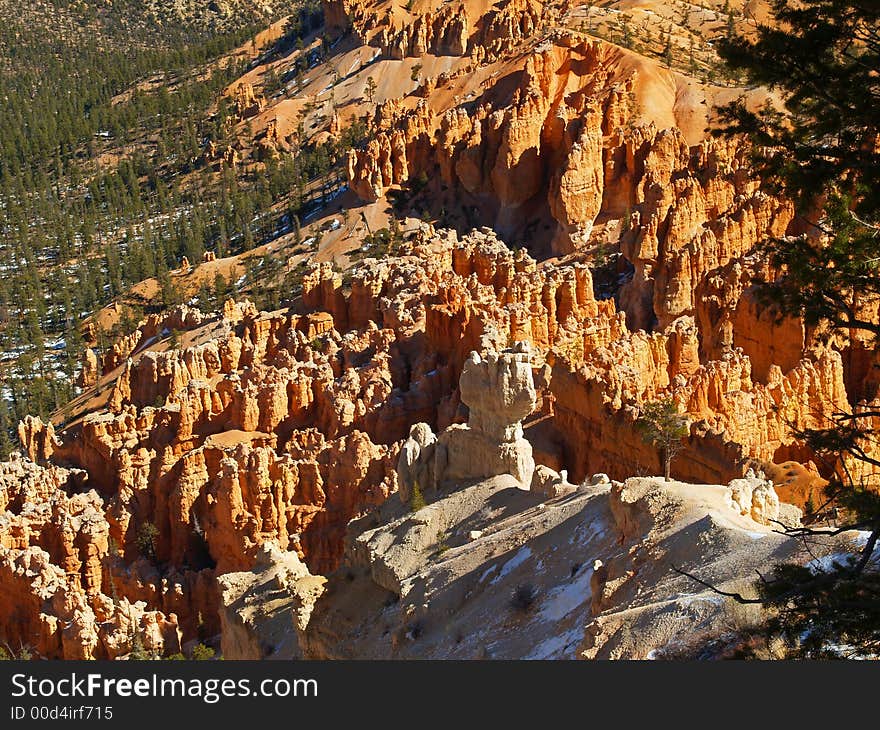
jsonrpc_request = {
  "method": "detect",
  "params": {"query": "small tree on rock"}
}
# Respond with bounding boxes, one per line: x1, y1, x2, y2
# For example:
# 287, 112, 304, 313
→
136, 521, 160, 561
635, 397, 689, 481
409, 480, 426, 512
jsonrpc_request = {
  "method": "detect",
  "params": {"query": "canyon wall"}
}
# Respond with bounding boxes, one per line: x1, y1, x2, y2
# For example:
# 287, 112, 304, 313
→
0, 0, 877, 657
6, 218, 876, 657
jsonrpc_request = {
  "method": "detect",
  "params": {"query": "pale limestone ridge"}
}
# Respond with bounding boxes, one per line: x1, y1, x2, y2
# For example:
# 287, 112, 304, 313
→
217, 542, 326, 660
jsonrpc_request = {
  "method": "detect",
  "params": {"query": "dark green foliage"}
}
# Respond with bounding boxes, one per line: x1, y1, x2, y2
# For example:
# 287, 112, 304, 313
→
717, 2, 879, 222
716, 1, 879, 344
242, 254, 286, 311
589, 240, 621, 300
409, 483, 427, 512
191, 643, 216, 660
0, 643, 33, 661
272, 0, 324, 56
128, 629, 151, 661
717, 1, 880, 482
263, 68, 285, 97
434, 529, 450, 557
0, 398, 15, 459
742, 549, 880, 658
0, 1, 352, 448
634, 397, 689, 480
350, 225, 405, 261
136, 521, 160, 562
0, 5, 265, 443
700, 0, 880, 658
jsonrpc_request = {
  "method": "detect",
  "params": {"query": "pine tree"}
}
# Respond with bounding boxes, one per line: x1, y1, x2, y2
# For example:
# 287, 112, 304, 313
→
0, 397, 14, 459
694, 0, 880, 658
635, 397, 689, 481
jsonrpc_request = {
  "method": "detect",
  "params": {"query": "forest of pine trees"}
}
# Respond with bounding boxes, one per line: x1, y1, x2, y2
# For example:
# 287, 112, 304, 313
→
0, 0, 355, 455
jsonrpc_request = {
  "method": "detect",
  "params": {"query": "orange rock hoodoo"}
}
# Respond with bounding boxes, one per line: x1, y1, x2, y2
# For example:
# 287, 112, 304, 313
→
1, 0, 878, 658
5, 222, 878, 657
0, 454, 183, 659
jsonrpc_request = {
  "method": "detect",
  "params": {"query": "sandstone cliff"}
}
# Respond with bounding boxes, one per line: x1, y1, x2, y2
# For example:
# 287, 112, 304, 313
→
4, 223, 875, 656
0, 0, 876, 659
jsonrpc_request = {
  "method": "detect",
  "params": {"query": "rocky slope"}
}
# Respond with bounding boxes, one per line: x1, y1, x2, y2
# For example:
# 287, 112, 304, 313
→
0, 0, 877, 658
5, 226, 876, 657
295, 470, 811, 660
216, 345, 870, 660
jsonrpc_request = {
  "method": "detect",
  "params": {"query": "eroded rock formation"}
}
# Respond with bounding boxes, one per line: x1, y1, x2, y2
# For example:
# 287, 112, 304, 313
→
398, 343, 537, 500
218, 542, 325, 659
4, 222, 876, 657
0, 454, 182, 659
0, 0, 877, 659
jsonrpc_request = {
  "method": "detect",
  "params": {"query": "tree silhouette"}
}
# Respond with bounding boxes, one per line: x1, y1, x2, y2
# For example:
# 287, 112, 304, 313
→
679, 0, 880, 658
635, 397, 689, 481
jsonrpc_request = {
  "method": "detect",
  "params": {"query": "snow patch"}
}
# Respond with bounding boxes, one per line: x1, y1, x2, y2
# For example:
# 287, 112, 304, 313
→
490, 546, 532, 584
675, 593, 724, 609
537, 566, 593, 623
807, 552, 856, 575
524, 627, 582, 660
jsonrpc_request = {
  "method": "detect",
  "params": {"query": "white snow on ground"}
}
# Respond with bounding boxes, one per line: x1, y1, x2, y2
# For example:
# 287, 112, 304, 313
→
477, 564, 497, 584
675, 593, 724, 609
570, 517, 607, 546
491, 546, 532, 584
807, 552, 857, 574
537, 565, 593, 622
852, 531, 880, 567
524, 627, 583, 660
807, 533, 880, 575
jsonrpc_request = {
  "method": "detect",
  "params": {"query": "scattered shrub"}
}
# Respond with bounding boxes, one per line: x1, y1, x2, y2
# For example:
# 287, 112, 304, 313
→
435, 529, 450, 557
510, 583, 538, 613
191, 643, 215, 660
409, 483, 426, 512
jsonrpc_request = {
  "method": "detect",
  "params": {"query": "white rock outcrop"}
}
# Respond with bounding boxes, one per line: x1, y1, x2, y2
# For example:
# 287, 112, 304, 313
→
217, 542, 326, 660
726, 470, 780, 526
530, 464, 576, 498
397, 343, 537, 500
